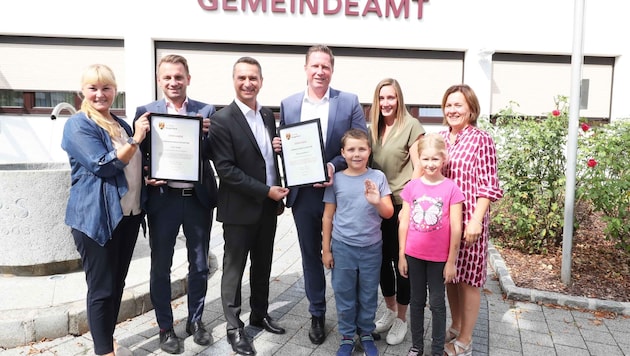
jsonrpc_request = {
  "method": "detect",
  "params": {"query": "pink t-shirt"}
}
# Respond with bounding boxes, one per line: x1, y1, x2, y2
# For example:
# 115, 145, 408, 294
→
400, 178, 464, 262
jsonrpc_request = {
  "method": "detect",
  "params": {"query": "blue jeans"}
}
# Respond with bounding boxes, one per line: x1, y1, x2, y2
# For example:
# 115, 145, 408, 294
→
331, 238, 382, 337
407, 255, 446, 355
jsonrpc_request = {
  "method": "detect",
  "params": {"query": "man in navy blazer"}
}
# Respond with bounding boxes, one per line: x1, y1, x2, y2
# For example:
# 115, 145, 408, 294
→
275, 45, 368, 345
134, 54, 217, 354
210, 56, 289, 356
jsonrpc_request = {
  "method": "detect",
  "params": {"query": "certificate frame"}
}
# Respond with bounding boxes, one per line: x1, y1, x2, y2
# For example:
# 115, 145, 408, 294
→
148, 113, 202, 182
278, 118, 328, 188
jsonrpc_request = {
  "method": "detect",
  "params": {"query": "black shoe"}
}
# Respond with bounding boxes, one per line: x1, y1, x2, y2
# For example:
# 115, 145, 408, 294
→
227, 328, 255, 355
186, 320, 211, 346
308, 315, 326, 345
250, 315, 286, 334
159, 328, 183, 354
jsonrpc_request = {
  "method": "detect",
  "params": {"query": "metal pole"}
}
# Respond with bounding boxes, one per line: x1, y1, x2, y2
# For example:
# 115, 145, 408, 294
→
561, 0, 585, 284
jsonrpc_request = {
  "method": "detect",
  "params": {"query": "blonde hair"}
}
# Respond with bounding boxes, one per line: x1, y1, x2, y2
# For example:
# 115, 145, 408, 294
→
417, 132, 448, 159
157, 54, 190, 76
80, 64, 119, 138
368, 78, 413, 142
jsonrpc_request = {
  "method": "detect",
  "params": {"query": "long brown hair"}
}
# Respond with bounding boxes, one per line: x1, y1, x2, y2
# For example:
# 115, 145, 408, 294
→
368, 78, 413, 142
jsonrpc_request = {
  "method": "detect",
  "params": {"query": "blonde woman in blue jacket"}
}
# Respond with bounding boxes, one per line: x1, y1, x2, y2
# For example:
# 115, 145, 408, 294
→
61, 64, 149, 356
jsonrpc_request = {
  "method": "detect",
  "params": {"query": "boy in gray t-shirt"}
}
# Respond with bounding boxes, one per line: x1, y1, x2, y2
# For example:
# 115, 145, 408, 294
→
322, 129, 393, 356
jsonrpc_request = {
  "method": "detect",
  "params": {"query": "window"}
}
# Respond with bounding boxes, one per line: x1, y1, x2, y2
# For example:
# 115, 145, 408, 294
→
0, 89, 125, 115
0, 90, 23, 107
34, 91, 76, 108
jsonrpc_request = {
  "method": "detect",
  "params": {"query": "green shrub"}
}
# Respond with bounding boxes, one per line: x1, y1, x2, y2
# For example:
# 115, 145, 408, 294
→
483, 100, 568, 253
577, 119, 630, 252
486, 97, 630, 255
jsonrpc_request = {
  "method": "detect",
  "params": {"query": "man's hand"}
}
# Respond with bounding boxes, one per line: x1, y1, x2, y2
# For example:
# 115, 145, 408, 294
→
145, 177, 167, 186
202, 117, 210, 134
313, 163, 334, 188
272, 137, 282, 153
268, 186, 290, 201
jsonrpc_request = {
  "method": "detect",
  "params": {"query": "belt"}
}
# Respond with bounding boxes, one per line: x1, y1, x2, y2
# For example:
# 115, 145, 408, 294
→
169, 187, 194, 197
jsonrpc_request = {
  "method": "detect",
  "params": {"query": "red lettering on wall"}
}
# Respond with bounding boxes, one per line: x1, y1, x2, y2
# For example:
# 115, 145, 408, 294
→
323, 0, 341, 14
417, 0, 426, 19
301, 0, 318, 14
223, 0, 238, 11
344, 0, 359, 16
386, 0, 408, 19
244, 0, 267, 11
362, 0, 382, 17
271, 0, 286, 12
197, 0, 429, 19
198, 0, 218, 10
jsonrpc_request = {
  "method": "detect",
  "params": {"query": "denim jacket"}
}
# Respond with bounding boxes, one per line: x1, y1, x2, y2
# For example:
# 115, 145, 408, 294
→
61, 112, 134, 246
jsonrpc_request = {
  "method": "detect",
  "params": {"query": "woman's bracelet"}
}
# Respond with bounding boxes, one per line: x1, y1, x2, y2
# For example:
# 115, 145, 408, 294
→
470, 216, 483, 226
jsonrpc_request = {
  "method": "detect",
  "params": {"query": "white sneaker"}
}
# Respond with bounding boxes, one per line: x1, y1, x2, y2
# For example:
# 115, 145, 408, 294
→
374, 309, 396, 333
386, 318, 407, 345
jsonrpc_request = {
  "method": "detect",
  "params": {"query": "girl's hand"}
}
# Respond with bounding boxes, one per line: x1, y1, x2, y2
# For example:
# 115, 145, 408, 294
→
398, 257, 408, 278
443, 262, 456, 283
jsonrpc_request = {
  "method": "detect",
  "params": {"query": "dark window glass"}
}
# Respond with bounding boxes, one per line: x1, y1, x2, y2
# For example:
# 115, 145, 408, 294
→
0, 90, 24, 107
112, 92, 125, 109
34, 91, 76, 107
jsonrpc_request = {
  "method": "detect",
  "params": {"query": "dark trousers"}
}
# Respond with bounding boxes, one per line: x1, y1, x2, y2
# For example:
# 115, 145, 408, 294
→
407, 255, 447, 355
221, 198, 277, 330
291, 187, 326, 317
148, 193, 212, 330
73, 214, 142, 355
380, 203, 410, 305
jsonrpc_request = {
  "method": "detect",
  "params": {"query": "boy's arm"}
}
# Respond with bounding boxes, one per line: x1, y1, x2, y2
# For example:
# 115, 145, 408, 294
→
445, 202, 463, 283
364, 179, 394, 218
322, 203, 336, 269
397, 202, 411, 278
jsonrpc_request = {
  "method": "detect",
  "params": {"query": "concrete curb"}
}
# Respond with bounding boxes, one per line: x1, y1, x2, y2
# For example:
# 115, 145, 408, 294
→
0, 273, 187, 349
488, 241, 630, 316
0, 253, 219, 349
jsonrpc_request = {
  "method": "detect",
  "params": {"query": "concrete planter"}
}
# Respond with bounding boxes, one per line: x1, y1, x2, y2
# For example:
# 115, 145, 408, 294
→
0, 162, 80, 275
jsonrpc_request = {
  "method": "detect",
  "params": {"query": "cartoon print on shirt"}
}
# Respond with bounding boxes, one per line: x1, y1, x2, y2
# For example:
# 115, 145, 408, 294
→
410, 195, 443, 232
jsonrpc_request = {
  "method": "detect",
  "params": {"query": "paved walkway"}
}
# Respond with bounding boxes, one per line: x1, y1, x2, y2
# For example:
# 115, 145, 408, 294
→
0, 209, 628, 355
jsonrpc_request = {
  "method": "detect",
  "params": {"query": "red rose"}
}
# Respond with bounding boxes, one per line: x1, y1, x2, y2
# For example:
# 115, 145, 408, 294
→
581, 123, 590, 132
552, 109, 561, 116
587, 159, 597, 168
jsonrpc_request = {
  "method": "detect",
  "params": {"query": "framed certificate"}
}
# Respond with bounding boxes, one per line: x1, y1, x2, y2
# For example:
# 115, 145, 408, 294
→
148, 113, 202, 182
278, 118, 328, 188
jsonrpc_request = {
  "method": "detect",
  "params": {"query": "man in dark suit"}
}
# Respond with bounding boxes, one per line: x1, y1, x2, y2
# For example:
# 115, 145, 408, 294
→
209, 56, 289, 356
273, 45, 368, 345
134, 54, 217, 354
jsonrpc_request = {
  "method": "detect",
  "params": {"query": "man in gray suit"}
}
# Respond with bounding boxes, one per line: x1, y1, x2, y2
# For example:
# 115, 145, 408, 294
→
273, 45, 368, 345
134, 54, 217, 354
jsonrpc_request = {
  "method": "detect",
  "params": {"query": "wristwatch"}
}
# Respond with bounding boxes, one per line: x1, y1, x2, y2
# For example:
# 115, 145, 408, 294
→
127, 137, 139, 146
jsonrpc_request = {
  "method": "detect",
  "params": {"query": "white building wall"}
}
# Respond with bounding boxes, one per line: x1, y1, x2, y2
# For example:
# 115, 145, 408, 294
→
1, 0, 628, 163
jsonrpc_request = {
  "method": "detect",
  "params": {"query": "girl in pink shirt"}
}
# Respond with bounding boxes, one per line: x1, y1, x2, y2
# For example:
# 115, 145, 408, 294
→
398, 133, 464, 356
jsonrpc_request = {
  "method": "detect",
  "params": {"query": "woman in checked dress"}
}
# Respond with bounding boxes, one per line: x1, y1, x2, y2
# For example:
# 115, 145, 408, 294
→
438, 84, 503, 356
